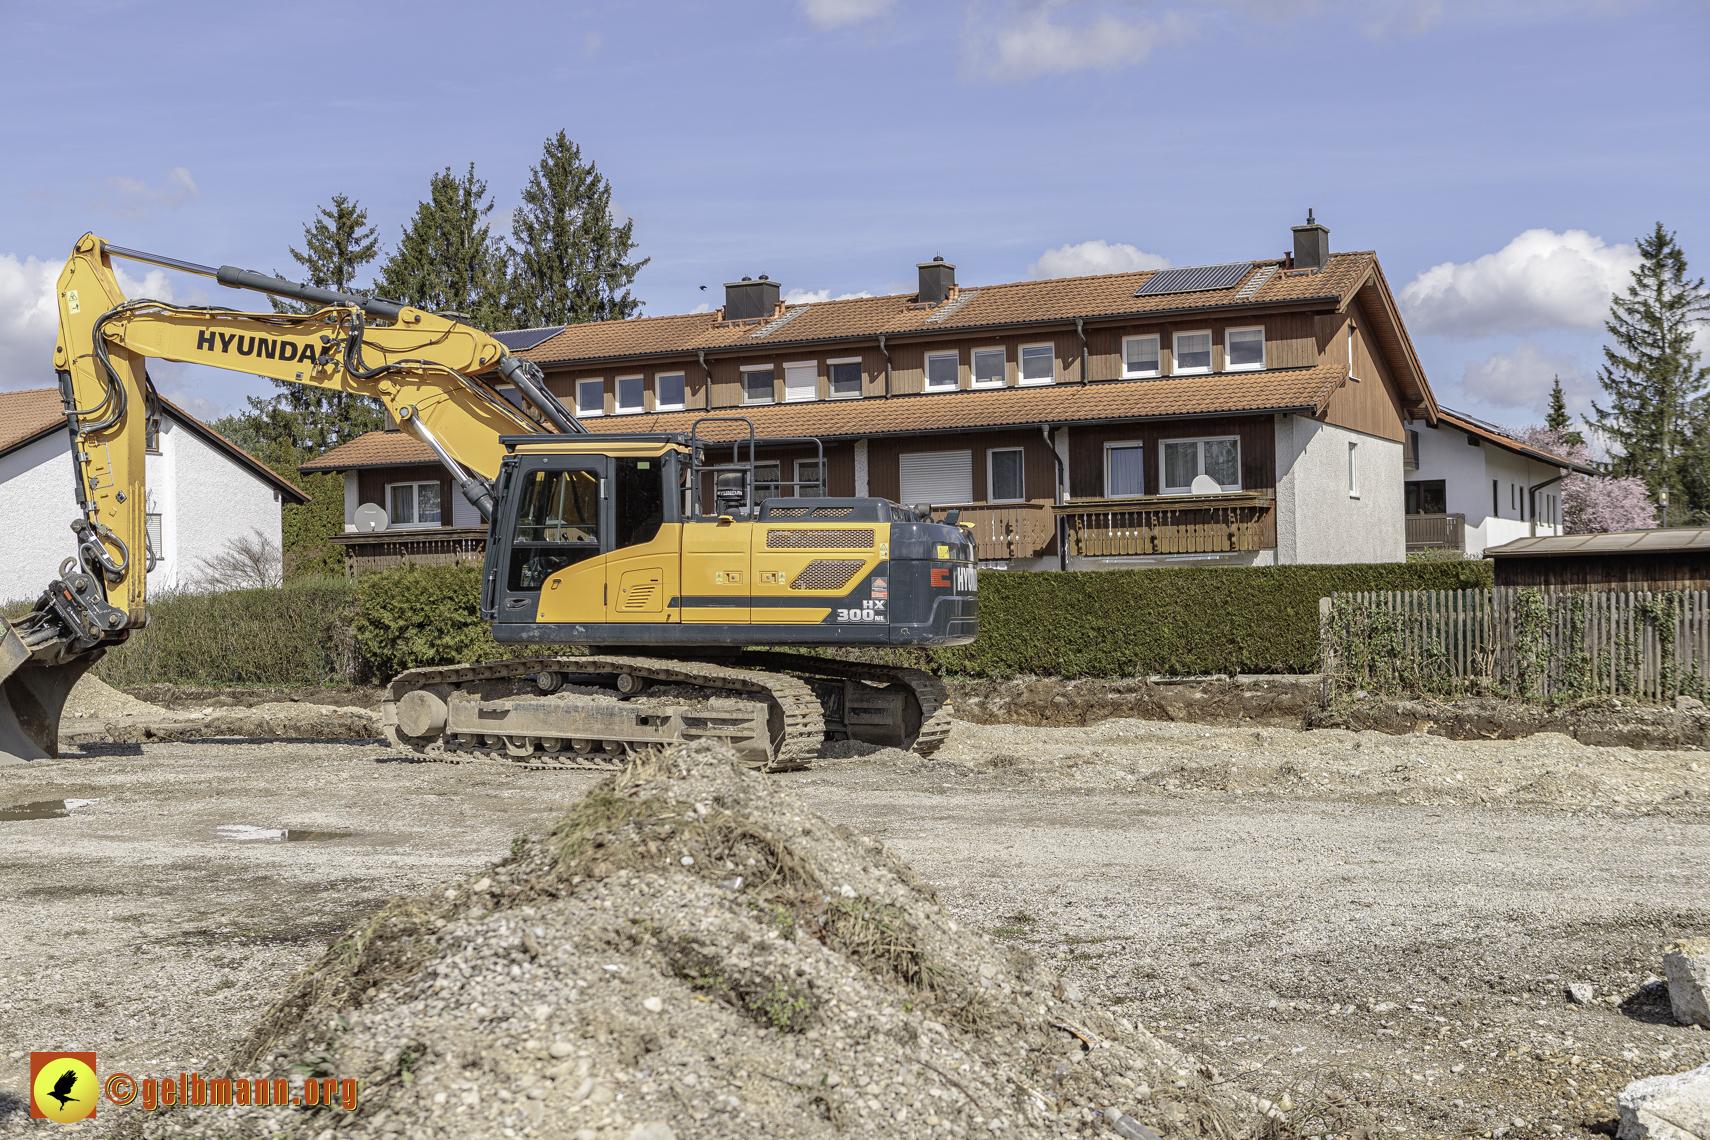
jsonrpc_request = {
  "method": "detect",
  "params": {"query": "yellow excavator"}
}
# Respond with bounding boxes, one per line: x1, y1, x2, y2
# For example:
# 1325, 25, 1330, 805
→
0, 234, 978, 768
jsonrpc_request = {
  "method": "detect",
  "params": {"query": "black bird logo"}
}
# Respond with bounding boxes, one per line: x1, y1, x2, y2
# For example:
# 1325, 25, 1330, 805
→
47, 1066, 79, 1110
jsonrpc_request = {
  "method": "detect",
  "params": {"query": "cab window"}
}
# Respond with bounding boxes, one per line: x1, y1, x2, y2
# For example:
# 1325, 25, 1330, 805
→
508, 469, 599, 591
615, 458, 665, 548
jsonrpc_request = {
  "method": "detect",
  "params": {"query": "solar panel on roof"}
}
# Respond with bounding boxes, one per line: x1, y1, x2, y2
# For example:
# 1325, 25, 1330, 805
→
1132, 262, 1252, 297
490, 326, 566, 352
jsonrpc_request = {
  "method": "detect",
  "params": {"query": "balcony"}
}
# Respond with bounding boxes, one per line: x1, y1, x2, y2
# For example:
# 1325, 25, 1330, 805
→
1405, 512, 1465, 552
929, 503, 1057, 561
1059, 492, 1276, 557
330, 526, 488, 576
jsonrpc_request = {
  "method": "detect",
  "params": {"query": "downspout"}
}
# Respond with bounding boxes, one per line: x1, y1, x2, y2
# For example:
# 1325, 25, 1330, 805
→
697, 349, 714, 410
878, 334, 892, 398
1075, 317, 1088, 386
1528, 471, 1567, 537
1040, 422, 1067, 571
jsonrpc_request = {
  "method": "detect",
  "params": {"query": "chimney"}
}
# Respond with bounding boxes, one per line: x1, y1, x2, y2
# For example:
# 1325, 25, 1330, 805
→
917, 254, 956, 304
1291, 210, 1330, 271
724, 274, 780, 320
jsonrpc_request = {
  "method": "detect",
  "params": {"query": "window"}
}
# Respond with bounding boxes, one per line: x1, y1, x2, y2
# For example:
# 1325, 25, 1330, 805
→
1160, 437, 1239, 494
1347, 323, 1358, 380
496, 385, 528, 412
144, 415, 162, 454
742, 366, 775, 405
1121, 336, 1160, 379
1492, 479, 1500, 515
1406, 429, 1420, 471
987, 448, 1025, 502
1104, 442, 1145, 498
655, 372, 686, 411
899, 450, 972, 506
796, 459, 823, 496
388, 481, 443, 527
784, 361, 817, 402
1406, 481, 1446, 515
616, 375, 644, 414
1173, 331, 1212, 375
145, 512, 164, 562
508, 468, 599, 591
1019, 344, 1054, 385
575, 378, 604, 417
614, 457, 664, 548
925, 351, 959, 391
752, 461, 782, 499
1226, 326, 1265, 371
828, 357, 863, 398
972, 347, 1005, 387
1348, 442, 1359, 498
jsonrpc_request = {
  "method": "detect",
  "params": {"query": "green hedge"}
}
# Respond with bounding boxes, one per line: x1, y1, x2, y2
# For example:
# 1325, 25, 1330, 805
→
89, 579, 360, 687
351, 564, 578, 678
928, 561, 1493, 678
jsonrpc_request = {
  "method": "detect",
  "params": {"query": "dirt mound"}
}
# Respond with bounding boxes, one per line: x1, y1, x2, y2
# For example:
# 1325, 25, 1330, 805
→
64, 672, 168, 719
146, 742, 1263, 1140
952, 677, 1319, 730
1309, 697, 1710, 751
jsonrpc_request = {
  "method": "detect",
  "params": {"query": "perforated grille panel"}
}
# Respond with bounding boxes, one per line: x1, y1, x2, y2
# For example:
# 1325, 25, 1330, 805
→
618, 583, 659, 611
766, 529, 875, 549
790, 560, 866, 590
769, 507, 810, 517
766, 506, 856, 519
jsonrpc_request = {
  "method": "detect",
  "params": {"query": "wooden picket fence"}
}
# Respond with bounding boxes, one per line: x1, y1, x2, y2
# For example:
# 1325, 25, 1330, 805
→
1319, 587, 1710, 702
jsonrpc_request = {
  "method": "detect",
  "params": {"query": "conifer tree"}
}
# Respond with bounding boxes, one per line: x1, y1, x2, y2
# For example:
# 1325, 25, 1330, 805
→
1545, 376, 1584, 447
375, 164, 510, 330
1587, 222, 1710, 516
507, 131, 648, 328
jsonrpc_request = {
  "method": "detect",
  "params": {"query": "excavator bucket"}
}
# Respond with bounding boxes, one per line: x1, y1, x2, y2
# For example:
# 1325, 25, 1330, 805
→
0, 621, 100, 765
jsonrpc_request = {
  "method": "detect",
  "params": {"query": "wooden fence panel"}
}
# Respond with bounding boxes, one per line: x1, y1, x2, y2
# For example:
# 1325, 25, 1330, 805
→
1324, 587, 1710, 701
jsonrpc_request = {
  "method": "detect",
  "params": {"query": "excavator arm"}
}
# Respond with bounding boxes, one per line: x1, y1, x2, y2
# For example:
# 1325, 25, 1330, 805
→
0, 232, 580, 762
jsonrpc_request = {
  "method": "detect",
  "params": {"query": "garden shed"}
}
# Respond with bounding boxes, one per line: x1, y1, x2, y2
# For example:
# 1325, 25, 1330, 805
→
1484, 528, 1710, 591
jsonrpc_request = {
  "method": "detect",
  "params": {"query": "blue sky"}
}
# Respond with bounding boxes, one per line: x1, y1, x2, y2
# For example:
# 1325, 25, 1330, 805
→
2, 0, 1706, 446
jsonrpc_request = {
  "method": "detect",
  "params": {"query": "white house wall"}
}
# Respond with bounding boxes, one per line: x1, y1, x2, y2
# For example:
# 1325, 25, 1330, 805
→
151, 415, 285, 590
0, 432, 80, 604
1274, 415, 1405, 564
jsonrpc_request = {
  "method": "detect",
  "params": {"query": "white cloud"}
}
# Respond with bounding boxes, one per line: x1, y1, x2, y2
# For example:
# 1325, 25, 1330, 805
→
0, 253, 178, 392
1459, 342, 1592, 413
783, 288, 877, 305
689, 301, 714, 314
799, 0, 895, 28
1029, 239, 1171, 279
91, 167, 200, 221
1399, 228, 1640, 340
962, 1, 1196, 81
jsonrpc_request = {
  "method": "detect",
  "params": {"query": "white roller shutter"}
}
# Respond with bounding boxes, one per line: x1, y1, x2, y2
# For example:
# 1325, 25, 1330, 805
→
784, 363, 817, 402
899, 450, 972, 506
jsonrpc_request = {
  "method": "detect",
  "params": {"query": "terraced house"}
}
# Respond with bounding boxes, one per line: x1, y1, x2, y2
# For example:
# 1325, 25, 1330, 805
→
307, 217, 1460, 571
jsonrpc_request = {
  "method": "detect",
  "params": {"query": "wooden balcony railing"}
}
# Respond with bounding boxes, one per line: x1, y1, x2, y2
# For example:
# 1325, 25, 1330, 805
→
330, 525, 489, 576
1405, 512, 1465, 552
929, 503, 1057, 561
1058, 493, 1277, 557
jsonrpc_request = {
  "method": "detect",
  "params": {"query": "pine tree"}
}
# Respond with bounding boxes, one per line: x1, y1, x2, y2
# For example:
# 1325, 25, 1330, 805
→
507, 131, 649, 328
1587, 222, 1710, 516
253, 194, 388, 461
375, 164, 511, 330
1544, 376, 1585, 446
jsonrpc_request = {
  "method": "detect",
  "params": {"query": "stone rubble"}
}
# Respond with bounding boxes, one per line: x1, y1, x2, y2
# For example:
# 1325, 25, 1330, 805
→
1616, 1060, 1710, 1140
1666, 940, 1710, 1031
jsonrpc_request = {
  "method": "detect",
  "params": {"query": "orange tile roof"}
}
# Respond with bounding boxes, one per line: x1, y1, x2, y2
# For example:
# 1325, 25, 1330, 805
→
518, 253, 1375, 367
0, 388, 65, 454
300, 431, 438, 472
575, 366, 1348, 442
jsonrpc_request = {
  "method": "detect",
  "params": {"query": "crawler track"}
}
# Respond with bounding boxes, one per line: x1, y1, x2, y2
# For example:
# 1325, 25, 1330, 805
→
382, 652, 952, 771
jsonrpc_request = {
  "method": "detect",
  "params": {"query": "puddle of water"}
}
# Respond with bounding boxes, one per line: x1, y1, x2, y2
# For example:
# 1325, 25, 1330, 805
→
215, 825, 352, 842
1, 799, 69, 821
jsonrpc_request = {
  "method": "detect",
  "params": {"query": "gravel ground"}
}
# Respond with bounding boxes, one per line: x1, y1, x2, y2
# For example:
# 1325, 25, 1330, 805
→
0, 716, 1706, 1138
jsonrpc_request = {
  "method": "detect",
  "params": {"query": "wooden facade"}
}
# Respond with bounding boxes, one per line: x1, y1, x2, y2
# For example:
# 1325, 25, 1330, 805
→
1492, 553, 1710, 592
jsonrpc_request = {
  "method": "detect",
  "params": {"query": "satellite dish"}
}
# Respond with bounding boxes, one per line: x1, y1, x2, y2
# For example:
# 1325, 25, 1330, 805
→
1190, 474, 1222, 495
354, 503, 389, 532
